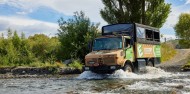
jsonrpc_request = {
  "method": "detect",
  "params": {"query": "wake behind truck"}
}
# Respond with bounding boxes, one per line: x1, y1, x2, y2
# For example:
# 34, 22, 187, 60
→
84, 23, 161, 73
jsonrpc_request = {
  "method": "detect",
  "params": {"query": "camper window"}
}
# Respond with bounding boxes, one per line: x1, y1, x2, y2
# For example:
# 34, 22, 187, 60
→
154, 32, 160, 42
145, 30, 153, 41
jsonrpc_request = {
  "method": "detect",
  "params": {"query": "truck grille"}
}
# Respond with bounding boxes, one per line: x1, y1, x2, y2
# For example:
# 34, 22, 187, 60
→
103, 58, 115, 64
88, 57, 115, 65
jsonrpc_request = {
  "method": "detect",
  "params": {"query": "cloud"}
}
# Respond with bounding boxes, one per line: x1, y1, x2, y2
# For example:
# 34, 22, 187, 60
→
0, 0, 106, 37
0, 20, 10, 31
186, 0, 190, 4
1, 0, 189, 38
16, 11, 27, 15
0, 16, 58, 37
0, 0, 106, 25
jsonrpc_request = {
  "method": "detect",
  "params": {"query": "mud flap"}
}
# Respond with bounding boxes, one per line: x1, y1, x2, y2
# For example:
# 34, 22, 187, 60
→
137, 59, 146, 72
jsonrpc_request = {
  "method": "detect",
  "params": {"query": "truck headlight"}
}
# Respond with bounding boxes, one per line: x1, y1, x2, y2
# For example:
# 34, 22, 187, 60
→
110, 66, 116, 69
85, 67, 89, 70
89, 61, 95, 64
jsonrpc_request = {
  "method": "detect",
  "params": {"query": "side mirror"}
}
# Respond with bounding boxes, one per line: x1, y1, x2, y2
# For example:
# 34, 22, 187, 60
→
125, 44, 131, 49
125, 46, 130, 50
88, 41, 93, 51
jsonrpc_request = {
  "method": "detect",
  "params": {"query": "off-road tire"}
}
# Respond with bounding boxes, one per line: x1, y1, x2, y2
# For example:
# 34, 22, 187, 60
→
123, 64, 133, 72
147, 60, 154, 67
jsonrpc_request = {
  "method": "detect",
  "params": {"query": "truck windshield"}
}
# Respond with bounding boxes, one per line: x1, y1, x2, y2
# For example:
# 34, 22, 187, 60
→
93, 37, 122, 51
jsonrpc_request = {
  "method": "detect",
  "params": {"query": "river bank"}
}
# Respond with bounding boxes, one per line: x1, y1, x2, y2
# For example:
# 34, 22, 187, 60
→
158, 49, 190, 72
0, 67, 82, 79
1, 49, 190, 79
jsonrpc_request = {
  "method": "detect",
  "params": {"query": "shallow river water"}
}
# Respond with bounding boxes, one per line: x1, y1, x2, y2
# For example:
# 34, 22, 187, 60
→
0, 67, 190, 94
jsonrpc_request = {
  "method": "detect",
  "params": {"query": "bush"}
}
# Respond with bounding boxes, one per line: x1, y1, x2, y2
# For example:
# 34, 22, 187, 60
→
0, 29, 61, 68
175, 13, 190, 48
68, 59, 83, 70
161, 43, 177, 62
58, 11, 99, 61
28, 61, 65, 68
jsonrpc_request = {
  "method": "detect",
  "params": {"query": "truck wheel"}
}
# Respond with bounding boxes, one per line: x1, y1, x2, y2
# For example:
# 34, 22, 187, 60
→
123, 64, 132, 72
147, 60, 153, 67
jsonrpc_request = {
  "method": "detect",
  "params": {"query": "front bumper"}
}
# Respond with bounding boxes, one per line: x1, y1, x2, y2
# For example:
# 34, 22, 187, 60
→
83, 65, 122, 74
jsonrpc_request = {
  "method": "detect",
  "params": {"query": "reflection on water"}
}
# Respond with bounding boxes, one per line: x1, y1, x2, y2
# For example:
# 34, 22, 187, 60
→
0, 67, 190, 94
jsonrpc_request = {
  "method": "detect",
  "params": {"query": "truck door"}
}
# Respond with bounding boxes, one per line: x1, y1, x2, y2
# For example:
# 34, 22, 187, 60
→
125, 38, 134, 62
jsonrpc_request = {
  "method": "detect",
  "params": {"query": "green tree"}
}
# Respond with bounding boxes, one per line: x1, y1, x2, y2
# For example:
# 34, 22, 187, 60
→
21, 32, 26, 40
28, 34, 60, 63
7, 28, 13, 39
0, 29, 60, 67
0, 33, 4, 39
100, 0, 171, 28
58, 11, 99, 61
175, 13, 190, 48
0, 29, 34, 66
12, 31, 21, 50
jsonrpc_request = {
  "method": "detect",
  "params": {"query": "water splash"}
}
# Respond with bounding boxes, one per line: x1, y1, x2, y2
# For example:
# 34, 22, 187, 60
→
112, 66, 188, 79
77, 71, 108, 79
77, 67, 183, 80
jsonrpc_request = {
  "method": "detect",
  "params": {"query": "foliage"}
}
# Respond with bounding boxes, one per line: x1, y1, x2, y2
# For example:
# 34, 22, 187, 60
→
58, 11, 99, 60
28, 34, 60, 63
0, 30, 34, 66
28, 62, 65, 68
175, 13, 190, 48
100, 0, 171, 28
0, 29, 61, 67
0, 11, 98, 70
161, 43, 177, 62
68, 59, 83, 70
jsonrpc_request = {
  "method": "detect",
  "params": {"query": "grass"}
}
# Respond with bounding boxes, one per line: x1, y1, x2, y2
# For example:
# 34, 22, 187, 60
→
0, 59, 83, 70
161, 43, 177, 62
68, 59, 83, 70
0, 61, 66, 69
0, 60, 83, 74
28, 61, 65, 68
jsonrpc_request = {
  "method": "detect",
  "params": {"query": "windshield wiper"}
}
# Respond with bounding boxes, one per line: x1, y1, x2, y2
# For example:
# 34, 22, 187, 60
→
112, 48, 121, 50
95, 48, 112, 51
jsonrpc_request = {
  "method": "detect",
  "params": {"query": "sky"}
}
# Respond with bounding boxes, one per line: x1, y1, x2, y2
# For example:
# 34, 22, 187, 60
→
0, 0, 190, 38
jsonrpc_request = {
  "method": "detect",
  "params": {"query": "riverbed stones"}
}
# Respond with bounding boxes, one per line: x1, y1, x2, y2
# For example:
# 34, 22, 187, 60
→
0, 67, 82, 79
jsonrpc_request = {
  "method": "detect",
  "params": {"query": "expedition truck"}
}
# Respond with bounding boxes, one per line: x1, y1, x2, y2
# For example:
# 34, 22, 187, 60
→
84, 23, 161, 73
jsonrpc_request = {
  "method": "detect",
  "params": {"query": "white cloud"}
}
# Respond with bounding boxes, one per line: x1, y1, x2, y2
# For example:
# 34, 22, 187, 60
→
0, 0, 106, 37
1, 0, 190, 37
16, 11, 27, 15
1, 0, 106, 25
0, 16, 58, 37
3, 0, 188, 32
185, 0, 190, 4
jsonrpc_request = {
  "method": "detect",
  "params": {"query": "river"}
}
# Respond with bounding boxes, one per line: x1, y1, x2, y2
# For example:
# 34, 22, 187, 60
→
0, 67, 190, 94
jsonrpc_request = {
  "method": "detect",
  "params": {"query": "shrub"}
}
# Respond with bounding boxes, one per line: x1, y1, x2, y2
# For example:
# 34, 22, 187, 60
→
58, 11, 99, 61
161, 43, 177, 62
68, 59, 83, 70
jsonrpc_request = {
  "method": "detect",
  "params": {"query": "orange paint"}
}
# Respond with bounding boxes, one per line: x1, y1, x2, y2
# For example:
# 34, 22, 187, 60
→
142, 44, 154, 57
